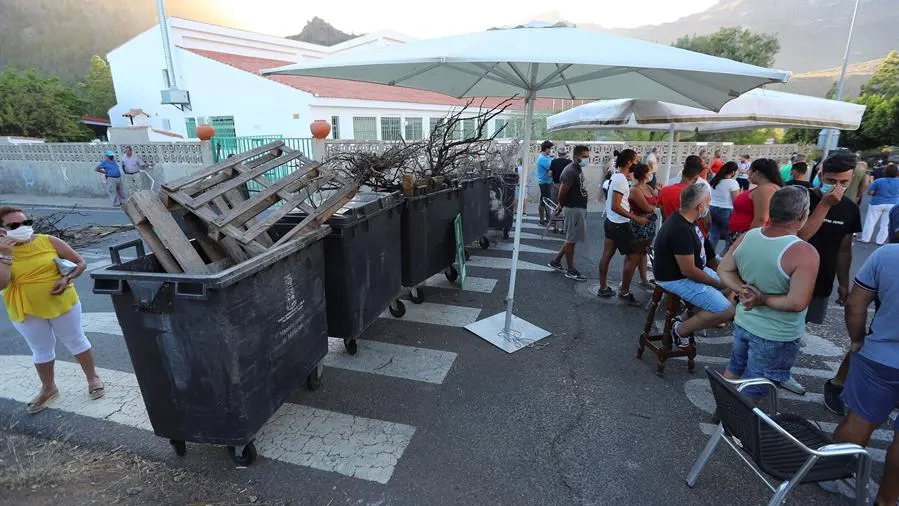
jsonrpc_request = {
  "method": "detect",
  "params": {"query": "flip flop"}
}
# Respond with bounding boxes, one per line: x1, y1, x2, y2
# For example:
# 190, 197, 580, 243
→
89, 384, 105, 400
26, 389, 59, 414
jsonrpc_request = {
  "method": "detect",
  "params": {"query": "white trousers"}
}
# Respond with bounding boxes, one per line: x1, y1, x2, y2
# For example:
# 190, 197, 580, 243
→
861, 203, 893, 245
11, 301, 91, 364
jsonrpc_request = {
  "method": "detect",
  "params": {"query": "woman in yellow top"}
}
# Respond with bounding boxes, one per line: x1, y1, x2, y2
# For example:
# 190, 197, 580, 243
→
0, 207, 104, 414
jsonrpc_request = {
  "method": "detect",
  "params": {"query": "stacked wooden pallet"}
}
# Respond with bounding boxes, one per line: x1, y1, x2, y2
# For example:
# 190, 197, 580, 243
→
122, 141, 359, 274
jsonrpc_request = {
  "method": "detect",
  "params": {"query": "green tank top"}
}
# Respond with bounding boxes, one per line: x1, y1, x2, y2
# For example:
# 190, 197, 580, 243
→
733, 228, 806, 342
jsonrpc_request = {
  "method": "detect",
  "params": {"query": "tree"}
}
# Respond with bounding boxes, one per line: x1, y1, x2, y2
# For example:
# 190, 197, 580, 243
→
860, 51, 899, 97
842, 94, 899, 150
673, 27, 780, 68
77, 55, 116, 118
0, 68, 92, 141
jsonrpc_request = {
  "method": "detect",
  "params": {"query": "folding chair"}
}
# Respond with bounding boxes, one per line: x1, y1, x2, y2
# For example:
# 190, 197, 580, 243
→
686, 369, 872, 506
541, 197, 564, 235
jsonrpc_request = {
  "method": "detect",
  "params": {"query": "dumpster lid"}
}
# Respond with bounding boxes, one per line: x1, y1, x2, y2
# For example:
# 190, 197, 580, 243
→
329, 191, 402, 220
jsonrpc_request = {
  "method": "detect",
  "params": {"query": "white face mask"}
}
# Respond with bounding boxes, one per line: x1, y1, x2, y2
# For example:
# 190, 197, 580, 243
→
6, 226, 34, 243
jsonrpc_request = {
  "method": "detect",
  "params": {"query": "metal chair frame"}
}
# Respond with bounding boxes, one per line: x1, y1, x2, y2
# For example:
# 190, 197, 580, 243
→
686, 370, 872, 506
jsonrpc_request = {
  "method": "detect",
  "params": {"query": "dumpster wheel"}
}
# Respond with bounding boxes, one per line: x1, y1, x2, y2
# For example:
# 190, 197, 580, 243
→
170, 439, 186, 457
307, 364, 324, 391
409, 287, 425, 304
227, 443, 257, 466
388, 300, 406, 318
479, 237, 490, 249
444, 266, 459, 283
344, 338, 358, 355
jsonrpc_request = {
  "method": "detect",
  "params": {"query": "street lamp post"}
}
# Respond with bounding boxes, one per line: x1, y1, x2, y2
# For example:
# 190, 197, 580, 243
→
823, 0, 861, 152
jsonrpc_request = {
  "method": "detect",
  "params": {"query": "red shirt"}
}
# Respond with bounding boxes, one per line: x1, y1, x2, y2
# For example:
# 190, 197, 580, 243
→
729, 189, 755, 232
710, 158, 724, 174
659, 183, 686, 220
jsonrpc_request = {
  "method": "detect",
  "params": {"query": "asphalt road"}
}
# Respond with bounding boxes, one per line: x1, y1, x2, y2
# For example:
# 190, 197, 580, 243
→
0, 209, 888, 506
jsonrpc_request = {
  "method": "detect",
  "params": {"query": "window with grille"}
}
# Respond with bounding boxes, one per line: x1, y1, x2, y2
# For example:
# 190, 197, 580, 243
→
430, 117, 444, 138
404, 117, 423, 140
461, 118, 477, 139
331, 116, 340, 139
380, 116, 402, 140
353, 116, 378, 140
494, 119, 508, 137
185, 118, 197, 138
209, 116, 236, 138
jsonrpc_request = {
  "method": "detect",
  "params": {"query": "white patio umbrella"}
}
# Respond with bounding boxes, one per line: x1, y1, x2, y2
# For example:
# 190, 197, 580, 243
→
263, 23, 791, 351
547, 88, 866, 183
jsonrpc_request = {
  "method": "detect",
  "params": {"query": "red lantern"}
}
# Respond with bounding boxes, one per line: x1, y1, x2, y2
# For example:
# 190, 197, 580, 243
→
195, 124, 215, 141
310, 120, 331, 139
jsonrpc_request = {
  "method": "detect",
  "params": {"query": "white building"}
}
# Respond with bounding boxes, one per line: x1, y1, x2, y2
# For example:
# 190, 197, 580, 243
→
107, 18, 559, 142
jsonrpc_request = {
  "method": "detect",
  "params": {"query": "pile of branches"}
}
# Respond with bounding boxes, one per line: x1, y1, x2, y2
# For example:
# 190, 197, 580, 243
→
326, 97, 515, 194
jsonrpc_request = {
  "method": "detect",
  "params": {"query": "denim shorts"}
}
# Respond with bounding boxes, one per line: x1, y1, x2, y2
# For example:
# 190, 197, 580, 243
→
726, 324, 801, 396
841, 352, 899, 431
656, 267, 731, 314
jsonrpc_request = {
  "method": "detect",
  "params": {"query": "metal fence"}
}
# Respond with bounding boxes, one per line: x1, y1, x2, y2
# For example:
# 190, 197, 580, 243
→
211, 136, 316, 197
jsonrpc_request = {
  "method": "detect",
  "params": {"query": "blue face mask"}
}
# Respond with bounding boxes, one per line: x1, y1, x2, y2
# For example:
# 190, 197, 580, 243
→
578, 159, 587, 168
819, 182, 834, 193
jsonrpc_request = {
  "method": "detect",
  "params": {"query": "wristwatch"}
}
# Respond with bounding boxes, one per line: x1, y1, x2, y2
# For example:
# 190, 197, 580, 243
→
0, 255, 13, 265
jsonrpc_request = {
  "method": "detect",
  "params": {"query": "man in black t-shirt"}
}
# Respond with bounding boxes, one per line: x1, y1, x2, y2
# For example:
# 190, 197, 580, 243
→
549, 145, 590, 281
798, 153, 862, 324
786, 162, 812, 189
549, 150, 570, 200
654, 183, 735, 350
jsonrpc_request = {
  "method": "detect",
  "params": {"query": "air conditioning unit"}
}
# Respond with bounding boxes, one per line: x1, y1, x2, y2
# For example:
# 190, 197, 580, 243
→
160, 88, 191, 110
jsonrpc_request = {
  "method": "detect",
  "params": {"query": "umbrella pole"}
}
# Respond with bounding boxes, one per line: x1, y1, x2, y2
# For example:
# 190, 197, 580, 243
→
665, 124, 675, 184
503, 93, 536, 333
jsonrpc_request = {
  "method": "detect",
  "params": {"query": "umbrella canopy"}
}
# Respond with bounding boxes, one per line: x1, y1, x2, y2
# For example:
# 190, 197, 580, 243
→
263, 24, 791, 344
263, 26, 790, 110
546, 88, 866, 133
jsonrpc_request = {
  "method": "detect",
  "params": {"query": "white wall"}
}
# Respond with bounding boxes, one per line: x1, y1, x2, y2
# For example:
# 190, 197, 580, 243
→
108, 27, 316, 139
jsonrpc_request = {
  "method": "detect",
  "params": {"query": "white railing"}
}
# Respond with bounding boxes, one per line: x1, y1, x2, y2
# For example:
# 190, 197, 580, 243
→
0, 141, 206, 165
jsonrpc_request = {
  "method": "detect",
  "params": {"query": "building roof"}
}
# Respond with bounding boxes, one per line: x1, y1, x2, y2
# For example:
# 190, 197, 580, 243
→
184, 47, 567, 112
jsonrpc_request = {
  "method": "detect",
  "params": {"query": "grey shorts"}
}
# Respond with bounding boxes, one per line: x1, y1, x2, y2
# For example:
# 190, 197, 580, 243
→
562, 207, 586, 244
805, 296, 828, 324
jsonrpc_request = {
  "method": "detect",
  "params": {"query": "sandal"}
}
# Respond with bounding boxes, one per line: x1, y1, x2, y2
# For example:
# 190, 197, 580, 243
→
26, 389, 59, 414
88, 380, 105, 400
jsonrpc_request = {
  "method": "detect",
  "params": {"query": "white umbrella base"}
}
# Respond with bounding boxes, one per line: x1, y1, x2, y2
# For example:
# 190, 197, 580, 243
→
465, 312, 551, 353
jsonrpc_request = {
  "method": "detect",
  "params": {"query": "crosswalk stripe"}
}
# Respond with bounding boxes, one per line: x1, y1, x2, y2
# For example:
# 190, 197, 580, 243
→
422, 274, 497, 293
678, 355, 839, 380
0, 355, 414, 484
80, 312, 462, 382
491, 243, 558, 255
324, 337, 456, 384
816, 421, 894, 443
693, 333, 845, 358
466, 256, 554, 272
514, 232, 564, 242
381, 301, 482, 327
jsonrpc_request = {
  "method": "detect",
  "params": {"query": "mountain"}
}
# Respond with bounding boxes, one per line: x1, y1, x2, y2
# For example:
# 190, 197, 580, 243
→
286, 17, 358, 46
0, 0, 233, 82
604, 0, 897, 74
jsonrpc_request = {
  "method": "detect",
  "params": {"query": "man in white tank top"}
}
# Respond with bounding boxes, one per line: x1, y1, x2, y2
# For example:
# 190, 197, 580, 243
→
717, 186, 820, 398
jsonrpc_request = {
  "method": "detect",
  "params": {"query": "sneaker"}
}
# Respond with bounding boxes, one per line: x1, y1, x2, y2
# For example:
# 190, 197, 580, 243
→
823, 379, 845, 416
547, 261, 565, 272
776, 377, 807, 396
618, 292, 642, 307
818, 478, 857, 499
565, 269, 587, 281
637, 280, 655, 290
673, 322, 693, 351
596, 286, 614, 298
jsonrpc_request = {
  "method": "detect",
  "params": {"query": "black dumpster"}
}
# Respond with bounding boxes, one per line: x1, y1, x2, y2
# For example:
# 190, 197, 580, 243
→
488, 173, 517, 239
401, 185, 463, 303
271, 192, 405, 355
90, 227, 330, 466
459, 177, 490, 250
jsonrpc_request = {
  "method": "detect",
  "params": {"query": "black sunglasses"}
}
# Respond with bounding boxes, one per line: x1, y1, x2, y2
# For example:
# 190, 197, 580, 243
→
4, 219, 33, 230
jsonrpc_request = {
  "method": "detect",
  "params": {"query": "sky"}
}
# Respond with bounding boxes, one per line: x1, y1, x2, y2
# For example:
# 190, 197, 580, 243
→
213, 0, 721, 38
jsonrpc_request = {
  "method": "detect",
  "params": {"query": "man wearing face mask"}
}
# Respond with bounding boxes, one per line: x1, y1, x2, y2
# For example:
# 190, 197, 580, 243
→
549, 145, 590, 281
653, 183, 735, 350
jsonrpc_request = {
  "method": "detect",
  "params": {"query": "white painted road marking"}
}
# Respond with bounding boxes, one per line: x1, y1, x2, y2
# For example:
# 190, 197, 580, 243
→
694, 333, 844, 357
253, 403, 415, 484
422, 274, 497, 293
679, 355, 839, 379
381, 301, 482, 327
0, 355, 415, 484
80, 313, 460, 383
492, 243, 558, 255
513, 232, 564, 242
325, 338, 456, 384
466, 256, 554, 272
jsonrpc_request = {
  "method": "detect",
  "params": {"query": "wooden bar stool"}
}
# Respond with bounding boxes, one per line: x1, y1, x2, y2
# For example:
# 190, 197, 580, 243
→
638, 284, 697, 376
